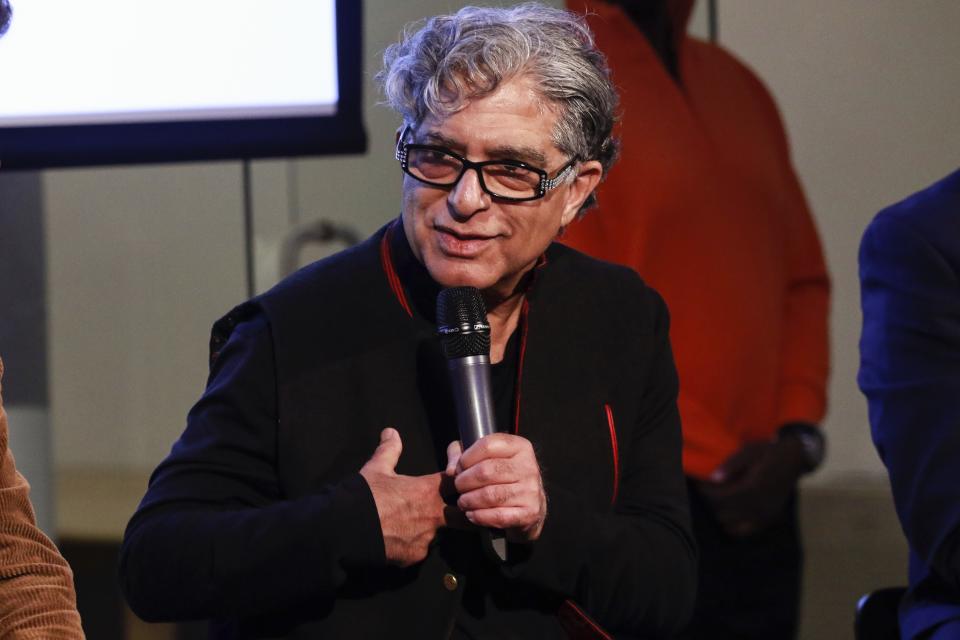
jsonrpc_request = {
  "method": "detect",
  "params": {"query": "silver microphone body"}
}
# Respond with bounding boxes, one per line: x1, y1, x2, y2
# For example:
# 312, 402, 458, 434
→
447, 354, 497, 450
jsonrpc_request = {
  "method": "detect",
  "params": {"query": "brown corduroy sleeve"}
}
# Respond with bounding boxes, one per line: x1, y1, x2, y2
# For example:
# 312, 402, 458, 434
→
0, 358, 85, 638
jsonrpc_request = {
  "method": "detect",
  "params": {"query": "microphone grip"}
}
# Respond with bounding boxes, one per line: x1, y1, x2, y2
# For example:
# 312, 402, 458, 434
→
447, 355, 497, 449
446, 353, 507, 562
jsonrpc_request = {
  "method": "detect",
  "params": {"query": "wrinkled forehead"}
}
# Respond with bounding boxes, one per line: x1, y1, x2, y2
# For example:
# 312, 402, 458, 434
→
413, 72, 558, 129
409, 75, 562, 158
412, 127, 551, 168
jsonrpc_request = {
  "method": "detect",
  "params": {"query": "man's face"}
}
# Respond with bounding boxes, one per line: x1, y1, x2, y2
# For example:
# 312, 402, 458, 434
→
400, 76, 601, 302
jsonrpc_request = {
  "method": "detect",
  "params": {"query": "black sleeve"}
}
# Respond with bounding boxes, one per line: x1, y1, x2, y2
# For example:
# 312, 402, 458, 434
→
859, 212, 960, 590
119, 311, 385, 622
501, 290, 697, 638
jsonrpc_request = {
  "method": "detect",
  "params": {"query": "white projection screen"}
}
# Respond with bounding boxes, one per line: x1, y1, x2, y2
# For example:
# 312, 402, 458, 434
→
0, 0, 365, 169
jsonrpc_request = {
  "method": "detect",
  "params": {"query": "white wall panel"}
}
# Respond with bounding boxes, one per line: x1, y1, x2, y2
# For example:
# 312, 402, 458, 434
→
45, 163, 245, 469
718, 0, 960, 482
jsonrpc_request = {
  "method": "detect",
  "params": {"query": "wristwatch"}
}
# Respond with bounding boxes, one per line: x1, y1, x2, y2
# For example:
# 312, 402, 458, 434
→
776, 422, 826, 473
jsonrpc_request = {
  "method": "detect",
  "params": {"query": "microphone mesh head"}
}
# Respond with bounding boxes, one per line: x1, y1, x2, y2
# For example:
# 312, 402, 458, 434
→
437, 287, 491, 359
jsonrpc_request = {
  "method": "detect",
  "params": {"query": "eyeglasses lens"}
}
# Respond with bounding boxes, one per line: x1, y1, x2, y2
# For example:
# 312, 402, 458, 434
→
406, 148, 540, 199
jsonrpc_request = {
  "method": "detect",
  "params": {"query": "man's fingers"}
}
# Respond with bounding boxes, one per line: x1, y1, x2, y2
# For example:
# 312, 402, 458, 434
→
709, 441, 768, 483
458, 433, 532, 470
465, 506, 545, 543
463, 506, 530, 530
445, 440, 463, 476
459, 483, 513, 511
697, 479, 740, 501
364, 427, 403, 474
454, 457, 518, 493
457, 479, 540, 511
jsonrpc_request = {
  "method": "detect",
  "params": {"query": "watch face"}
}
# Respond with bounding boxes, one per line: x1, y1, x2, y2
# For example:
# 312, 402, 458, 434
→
779, 424, 824, 471
798, 433, 824, 469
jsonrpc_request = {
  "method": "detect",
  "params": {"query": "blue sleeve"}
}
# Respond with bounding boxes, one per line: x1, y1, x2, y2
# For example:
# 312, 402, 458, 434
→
858, 211, 960, 589
119, 311, 385, 622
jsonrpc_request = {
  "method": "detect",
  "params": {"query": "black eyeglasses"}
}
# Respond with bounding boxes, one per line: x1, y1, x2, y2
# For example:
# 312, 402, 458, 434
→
395, 126, 577, 202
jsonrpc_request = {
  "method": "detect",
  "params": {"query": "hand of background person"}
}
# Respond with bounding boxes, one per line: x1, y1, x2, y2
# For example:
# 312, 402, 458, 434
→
696, 435, 808, 538
446, 433, 547, 543
359, 428, 464, 567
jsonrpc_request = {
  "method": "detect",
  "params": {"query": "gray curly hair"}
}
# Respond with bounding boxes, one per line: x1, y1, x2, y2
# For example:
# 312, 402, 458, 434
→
378, 2, 619, 214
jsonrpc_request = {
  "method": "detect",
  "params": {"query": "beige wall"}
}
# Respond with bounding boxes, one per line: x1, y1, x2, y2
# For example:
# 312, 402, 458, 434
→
45, 163, 246, 468
717, 0, 960, 483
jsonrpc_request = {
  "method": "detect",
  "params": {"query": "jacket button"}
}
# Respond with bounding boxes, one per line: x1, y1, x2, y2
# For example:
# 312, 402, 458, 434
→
443, 573, 458, 591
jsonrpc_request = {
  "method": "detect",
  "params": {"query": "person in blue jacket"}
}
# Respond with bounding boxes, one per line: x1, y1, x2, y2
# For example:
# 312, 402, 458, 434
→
859, 168, 960, 639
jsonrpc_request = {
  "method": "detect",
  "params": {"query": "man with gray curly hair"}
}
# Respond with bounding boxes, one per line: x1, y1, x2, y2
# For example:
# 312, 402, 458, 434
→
379, 3, 620, 217
121, 3, 696, 638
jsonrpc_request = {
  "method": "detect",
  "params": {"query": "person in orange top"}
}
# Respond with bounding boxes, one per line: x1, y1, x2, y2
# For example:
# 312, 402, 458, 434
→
563, 1, 830, 638
0, 358, 84, 638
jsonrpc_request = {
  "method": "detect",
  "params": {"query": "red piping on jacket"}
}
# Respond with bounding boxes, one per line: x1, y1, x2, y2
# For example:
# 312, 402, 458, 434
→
512, 298, 530, 434
511, 253, 549, 434
561, 599, 614, 640
379, 225, 412, 318
604, 403, 620, 505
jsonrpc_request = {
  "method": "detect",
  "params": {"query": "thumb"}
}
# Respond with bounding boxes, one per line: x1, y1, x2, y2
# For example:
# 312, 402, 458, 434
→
445, 440, 463, 477
364, 427, 403, 474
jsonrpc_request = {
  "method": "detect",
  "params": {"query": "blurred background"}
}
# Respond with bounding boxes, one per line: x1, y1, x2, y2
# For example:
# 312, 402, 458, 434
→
1, 0, 958, 637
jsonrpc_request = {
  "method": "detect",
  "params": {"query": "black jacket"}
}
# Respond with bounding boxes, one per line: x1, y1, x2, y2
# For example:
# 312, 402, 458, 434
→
120, 220, 696, 639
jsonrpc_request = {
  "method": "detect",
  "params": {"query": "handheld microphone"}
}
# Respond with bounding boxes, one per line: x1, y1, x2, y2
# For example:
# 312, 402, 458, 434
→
436, 286, 497, 449
437, 286, 508, 561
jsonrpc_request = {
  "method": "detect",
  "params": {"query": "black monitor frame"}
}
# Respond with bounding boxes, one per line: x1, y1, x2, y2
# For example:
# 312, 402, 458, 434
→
0, 0, 366, 170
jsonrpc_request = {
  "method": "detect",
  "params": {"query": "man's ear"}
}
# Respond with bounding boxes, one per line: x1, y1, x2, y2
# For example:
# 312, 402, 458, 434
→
561, 160, 603, 227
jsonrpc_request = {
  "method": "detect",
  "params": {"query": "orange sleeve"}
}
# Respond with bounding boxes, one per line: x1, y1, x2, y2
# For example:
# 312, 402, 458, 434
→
776, 162, 831, 428
751, 79, 831, 431
0, 359, 85, 638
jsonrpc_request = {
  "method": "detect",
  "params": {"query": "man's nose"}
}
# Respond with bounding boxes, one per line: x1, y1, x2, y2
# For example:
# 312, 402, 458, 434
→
447, 167, 490, 219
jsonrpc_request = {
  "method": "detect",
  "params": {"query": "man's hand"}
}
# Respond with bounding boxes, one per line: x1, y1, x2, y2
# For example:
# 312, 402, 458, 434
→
696, 436, 808, 538
360, 428, 460, 567
447, 433, 547, 543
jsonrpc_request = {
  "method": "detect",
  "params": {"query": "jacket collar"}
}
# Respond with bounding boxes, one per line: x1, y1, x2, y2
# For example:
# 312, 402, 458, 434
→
383, 217, 441, 323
